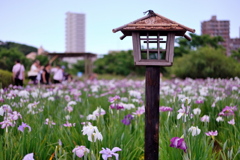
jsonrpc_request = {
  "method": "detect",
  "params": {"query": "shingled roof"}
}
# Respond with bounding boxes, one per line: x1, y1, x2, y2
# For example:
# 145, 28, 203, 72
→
112, 10, 195, 40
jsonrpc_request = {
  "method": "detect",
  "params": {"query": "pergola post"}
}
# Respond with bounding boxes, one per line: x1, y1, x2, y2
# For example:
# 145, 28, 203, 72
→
84, 56, 93, 76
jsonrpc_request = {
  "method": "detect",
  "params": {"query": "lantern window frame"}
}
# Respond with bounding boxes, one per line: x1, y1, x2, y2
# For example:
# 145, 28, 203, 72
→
112, 11, 195, 67
132, 31, 175, 66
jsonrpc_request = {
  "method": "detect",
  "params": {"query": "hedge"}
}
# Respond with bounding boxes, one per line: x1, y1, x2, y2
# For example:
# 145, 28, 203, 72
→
0, 69, 14, 88
169, 47, 240, 79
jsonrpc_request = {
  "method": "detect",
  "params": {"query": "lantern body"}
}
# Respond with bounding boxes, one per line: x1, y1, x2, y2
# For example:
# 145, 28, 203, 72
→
112, 11, 195, 67
132, 31, 175, 66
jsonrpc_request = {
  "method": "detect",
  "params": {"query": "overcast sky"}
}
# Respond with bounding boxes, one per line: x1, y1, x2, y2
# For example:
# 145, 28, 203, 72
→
0, 0, 239, 55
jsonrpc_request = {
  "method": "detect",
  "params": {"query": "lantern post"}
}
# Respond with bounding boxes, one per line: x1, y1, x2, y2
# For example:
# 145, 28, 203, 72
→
112, 10, 195, 159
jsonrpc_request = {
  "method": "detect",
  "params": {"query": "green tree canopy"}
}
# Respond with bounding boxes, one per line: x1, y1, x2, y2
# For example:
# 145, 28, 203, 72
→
170, 46, 240, 79
35, 55, 49, 66
94, 50, 147, 76
174, 33, 225, 57
0, 48, 31, 71
69, 60, 85, 75
231, 48, 240, 62
0, 41, 37, 55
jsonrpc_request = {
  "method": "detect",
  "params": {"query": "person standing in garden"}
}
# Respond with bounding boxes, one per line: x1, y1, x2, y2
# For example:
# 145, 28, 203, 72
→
12, 59, 25, 86
40, 63, 51, 85
51, 65, 64, 84
28, 60, 41, 84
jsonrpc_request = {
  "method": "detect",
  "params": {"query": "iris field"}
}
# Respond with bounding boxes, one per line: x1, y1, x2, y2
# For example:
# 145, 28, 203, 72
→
0, 77, 239, 160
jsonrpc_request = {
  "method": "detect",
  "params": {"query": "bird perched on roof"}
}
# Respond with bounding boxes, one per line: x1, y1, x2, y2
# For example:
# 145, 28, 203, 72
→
143, 10, 155, 16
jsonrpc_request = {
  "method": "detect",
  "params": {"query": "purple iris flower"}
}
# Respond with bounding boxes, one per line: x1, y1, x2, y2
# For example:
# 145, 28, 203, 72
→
195, 100, 204, 104
218, 106, 237, 116
108, 95, 120, 103
159, 106, 173, 112
18, 122, 31, 132
99, 147, 121, 160
110, 104, 124, 110
205, 130, 218, 136
0, 98, 4, 103
121, 114, 134, 125
170, 137, 187, 152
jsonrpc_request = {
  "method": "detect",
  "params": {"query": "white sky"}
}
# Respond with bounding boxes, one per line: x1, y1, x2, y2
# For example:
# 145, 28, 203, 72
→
0, 0, 239, 55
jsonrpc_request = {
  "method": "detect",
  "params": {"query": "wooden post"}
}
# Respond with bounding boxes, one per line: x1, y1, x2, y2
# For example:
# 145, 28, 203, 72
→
84, 56, 89, 76
145, 66, 160, 160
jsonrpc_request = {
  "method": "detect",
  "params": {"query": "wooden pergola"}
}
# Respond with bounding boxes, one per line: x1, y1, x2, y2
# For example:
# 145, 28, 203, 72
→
47, 52, 97, 76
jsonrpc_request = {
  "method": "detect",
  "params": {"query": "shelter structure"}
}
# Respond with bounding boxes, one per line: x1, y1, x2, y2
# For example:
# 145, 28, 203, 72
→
47, 52, 97, 75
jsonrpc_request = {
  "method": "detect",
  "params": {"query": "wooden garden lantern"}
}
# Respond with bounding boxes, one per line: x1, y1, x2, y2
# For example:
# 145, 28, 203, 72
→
112, 10, 195, 160
112, 10, 195, 66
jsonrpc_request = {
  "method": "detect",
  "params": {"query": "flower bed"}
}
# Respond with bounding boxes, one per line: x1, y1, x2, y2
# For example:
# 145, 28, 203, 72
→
0, 77, 239, 160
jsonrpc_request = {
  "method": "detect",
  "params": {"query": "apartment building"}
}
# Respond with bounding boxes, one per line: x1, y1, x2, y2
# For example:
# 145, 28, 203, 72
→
201, 16, 240, 56
65, 12, 85, 52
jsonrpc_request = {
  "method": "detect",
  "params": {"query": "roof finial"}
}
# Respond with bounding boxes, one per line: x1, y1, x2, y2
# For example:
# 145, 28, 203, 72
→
143, 10, 155, 16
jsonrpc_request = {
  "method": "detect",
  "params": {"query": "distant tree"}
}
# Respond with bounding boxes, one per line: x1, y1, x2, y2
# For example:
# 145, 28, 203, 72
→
69, 60, 85, 75
35, 55, 49, 66
0, 48, 31, 71
93, 50, 170, 76
174, 33, 225, 57
231, 48, 240, 62
0, 41, 37, 55
94, 50, 137, 76
169, 46, 240, 79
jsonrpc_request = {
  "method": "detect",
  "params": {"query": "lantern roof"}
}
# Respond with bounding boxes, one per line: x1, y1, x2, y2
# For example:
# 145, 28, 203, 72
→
112, 10, 195, 40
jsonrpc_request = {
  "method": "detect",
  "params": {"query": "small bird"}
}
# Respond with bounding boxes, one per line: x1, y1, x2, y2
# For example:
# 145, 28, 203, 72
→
143, 10, 155, 15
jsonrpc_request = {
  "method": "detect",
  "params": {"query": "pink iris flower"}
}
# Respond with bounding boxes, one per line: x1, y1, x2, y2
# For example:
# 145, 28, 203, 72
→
10, 111, 22, 120
159, 106, 173, 112
205, 130, 218, 136
200, 115, 210, 122
108, 95, 120, 103
0, 119, 14, 129
218, 106, 237, 116
72, 145, 89, 158
228, 119, 235, 125
132, 106, 145, 116
110, 104, 124, 110
170, 137, 187, 152
63, 121, 75, 127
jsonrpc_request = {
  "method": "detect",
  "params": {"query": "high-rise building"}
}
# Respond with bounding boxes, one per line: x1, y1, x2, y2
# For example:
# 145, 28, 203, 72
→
229, 38, 240, 52
201, 16, 230, 55
65, 12, 85, 52
201, 16, 240, 56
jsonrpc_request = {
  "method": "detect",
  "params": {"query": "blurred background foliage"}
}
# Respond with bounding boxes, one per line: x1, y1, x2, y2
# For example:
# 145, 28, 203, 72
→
168, 47, 240, 79
0, 69, 14, 88
0, 33, 240, 82
93, 33, 240, 79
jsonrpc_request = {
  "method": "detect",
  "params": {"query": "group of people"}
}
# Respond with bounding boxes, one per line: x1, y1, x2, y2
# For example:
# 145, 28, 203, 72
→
12, 59, 72, 86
